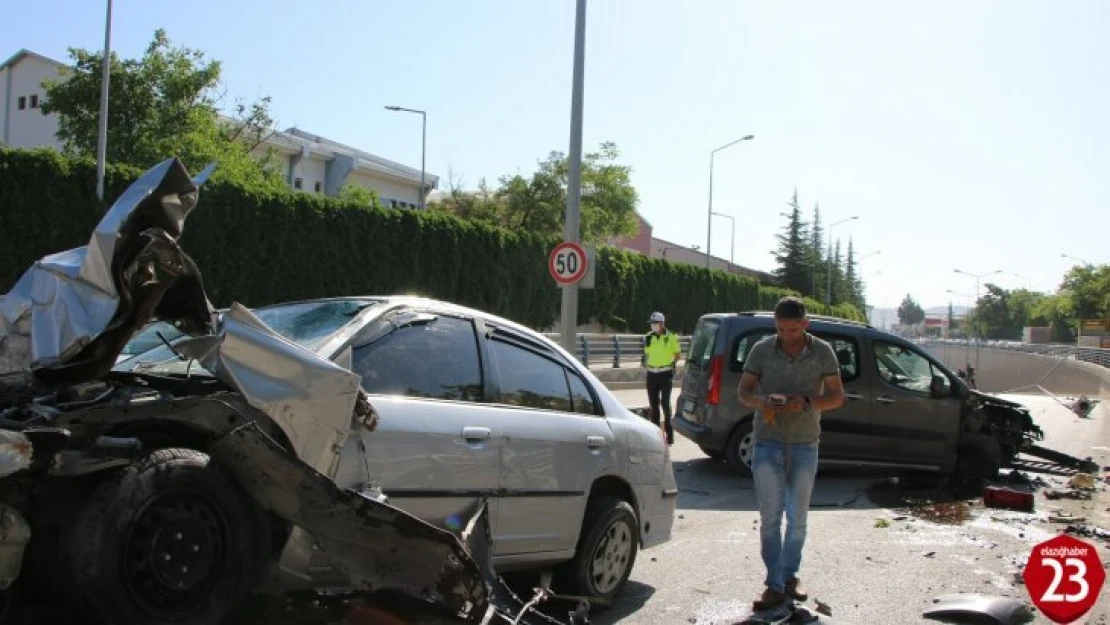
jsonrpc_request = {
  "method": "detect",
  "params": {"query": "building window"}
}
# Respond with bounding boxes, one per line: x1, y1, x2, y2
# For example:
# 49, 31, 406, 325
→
294, 177, 303, 190
314, 181, 322, 193
17, 96, 26, 110
29, 95, 39, 109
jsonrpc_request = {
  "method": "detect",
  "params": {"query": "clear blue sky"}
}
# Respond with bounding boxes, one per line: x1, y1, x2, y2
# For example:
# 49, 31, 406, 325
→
4, 1, 1107, 314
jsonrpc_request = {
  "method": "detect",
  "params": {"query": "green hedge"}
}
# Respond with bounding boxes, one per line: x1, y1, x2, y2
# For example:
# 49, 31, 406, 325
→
0, 148, 864, 334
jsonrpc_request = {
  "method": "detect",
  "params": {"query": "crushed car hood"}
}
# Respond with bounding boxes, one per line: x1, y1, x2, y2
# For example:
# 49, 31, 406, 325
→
0, 158, 215, 383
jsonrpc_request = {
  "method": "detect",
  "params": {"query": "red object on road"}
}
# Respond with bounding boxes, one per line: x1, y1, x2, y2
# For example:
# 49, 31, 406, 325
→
983, 485, 1035, 512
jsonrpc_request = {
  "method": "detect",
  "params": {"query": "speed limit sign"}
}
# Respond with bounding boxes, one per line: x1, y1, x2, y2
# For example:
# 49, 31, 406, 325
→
549, 242, 588, 286
1023, 534, 1105, 623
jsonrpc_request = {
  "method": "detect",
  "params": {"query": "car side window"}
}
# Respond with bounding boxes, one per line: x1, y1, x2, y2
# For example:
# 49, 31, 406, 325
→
490, 340, 574, 413
730, 329, 774, 371
567, 370, 599, 415
687, 320, 720, 371
873, 341, 943, 394
815, 334, 860, 382
351, 315, 483, 401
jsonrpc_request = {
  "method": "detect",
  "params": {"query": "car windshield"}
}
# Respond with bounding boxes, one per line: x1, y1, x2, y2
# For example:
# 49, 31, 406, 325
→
115, 299, 377, 376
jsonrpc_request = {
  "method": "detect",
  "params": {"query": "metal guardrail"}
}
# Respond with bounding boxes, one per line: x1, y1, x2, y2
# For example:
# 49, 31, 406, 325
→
544, 333, 693, 368
923, 339, 1110, 369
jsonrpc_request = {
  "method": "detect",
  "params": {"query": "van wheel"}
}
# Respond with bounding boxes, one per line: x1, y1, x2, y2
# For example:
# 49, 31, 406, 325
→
725, 420, 755, 477
955, 435, 1001, 482
556, 496, 639, 606
65, 448, 272, 625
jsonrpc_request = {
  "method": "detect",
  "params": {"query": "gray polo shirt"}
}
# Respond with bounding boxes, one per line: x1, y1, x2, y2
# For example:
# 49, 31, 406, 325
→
742, 333, 840, 444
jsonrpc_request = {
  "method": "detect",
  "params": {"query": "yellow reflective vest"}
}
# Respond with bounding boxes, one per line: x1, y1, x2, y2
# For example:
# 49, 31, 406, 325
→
644, 331, 680, 369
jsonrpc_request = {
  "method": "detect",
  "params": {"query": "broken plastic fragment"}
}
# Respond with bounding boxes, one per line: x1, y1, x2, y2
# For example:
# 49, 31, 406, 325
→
0, 431, 32, 479
923, 594, 1034, 625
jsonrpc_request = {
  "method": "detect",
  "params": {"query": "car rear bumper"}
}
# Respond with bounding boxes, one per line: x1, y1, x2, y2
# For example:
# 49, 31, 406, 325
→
634, 482, 675, 550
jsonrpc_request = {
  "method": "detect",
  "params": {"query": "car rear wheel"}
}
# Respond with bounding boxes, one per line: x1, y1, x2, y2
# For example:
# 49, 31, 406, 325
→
66, 448, 272, 625
725, 419, 755, 476
556, 496, 639, 606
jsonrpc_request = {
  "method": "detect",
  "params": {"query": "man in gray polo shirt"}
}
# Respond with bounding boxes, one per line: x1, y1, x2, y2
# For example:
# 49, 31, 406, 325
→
737, 296, 845, 612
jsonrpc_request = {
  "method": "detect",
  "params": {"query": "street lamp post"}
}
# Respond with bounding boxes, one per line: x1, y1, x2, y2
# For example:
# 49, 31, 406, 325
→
384, 105, 427, 209
1011, 273, 1031, 290
953, 268, 1001, 369
1061, 253, 1092, 267
95, 0, 113, 201
706, 135, 753, 271
709, 211, 735, 267
826, 216, 860, 306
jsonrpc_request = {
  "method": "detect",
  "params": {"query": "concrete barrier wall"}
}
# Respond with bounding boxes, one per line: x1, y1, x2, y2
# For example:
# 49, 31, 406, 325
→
925, 344, 1110, 398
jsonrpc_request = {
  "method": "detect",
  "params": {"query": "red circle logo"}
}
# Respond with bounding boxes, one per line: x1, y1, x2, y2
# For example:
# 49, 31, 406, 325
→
1022, 533, 1105, 623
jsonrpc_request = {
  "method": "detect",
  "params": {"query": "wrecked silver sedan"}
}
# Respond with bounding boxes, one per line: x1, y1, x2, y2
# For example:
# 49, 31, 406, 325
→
0, 158, 661, 624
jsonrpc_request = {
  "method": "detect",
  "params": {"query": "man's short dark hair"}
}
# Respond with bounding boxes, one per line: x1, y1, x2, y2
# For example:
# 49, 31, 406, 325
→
774, 296, 807, 320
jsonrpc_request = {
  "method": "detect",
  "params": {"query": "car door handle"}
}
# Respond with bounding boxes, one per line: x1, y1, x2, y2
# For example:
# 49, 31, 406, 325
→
876, 395, 897, 404
462, 427, 492, 441
845, 392, 866, 401
586, 436, 607, 449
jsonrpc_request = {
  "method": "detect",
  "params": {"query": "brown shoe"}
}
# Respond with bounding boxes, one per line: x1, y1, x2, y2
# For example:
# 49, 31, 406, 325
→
786, 577, 808, 601
752, 587, 788, 611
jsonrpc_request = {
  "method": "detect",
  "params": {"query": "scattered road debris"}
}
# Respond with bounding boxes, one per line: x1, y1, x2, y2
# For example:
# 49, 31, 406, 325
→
983, 485, 1035, 512
923, 594, 1034, 625
875, 518, 891, 528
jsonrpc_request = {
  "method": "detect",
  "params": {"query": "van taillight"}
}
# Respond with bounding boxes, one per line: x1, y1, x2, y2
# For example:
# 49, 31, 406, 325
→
706, 354, 724, 405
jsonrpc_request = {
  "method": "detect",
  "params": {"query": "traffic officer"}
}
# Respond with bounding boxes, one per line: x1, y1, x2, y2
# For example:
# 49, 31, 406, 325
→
644, 311, 682, 444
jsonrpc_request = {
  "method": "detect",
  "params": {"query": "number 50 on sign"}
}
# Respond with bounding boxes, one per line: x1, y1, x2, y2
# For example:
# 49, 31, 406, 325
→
1023, 534, 1105, 623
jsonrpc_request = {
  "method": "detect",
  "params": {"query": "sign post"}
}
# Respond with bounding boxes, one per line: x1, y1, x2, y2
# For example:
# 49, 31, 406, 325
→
1022, 534, 1105, 623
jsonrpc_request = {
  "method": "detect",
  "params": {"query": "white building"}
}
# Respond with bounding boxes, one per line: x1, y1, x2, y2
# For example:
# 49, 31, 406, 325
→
0, 49, 66, 150
0, 48, 436, 208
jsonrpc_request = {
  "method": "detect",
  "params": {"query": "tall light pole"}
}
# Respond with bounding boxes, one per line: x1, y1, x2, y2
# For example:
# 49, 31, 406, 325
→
1061, 253, 1092, 267
706, 135, 753, 270
954, 268, 1001, 368
384, 105, 427, 209
1011, 273, 1031, 290
709, 211, 735, 267
95, 0, 113, 201
556, 0, 587, 353
826, 216, 859, 306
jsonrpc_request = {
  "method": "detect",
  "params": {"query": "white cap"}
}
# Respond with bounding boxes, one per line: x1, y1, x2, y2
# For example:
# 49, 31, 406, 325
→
649, 312, 665, 323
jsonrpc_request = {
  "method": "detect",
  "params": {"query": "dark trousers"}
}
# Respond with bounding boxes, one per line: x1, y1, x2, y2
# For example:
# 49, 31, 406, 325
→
647, 370, 675, 442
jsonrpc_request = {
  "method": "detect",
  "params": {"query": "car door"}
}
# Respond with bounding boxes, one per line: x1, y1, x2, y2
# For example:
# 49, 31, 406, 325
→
868, 339, 962, 469
482, 326, 615, 557
809, 332, 875, 461
332, 309, 502, 532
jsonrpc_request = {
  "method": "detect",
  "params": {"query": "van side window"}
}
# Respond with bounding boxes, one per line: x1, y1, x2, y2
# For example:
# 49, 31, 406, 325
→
814, 334, 861, 382
730, 330, 774, 371
686, 320, 720, 371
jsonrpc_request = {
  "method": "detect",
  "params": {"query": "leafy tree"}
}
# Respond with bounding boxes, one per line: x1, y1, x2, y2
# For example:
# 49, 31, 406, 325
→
431, 142, 638, 245
338, 183, 383, 210
897, 294, 926, 326
1060, 263, 1110, 321
41, 29, 283, 190
772, 190, 812, 294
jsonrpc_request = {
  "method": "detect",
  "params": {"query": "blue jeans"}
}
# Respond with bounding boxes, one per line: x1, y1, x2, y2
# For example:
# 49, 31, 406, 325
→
751, 438, 819, 593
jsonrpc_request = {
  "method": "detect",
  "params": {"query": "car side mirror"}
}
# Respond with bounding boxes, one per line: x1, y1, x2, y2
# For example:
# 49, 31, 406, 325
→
930, 375, 950, 398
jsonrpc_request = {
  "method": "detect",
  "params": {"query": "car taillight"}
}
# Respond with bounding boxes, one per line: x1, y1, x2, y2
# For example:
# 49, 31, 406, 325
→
706, 354, 724, 406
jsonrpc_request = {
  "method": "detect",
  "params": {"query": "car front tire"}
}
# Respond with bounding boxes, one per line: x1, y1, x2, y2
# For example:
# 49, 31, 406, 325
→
66, 448, 272, 625
558, 496, 639, 606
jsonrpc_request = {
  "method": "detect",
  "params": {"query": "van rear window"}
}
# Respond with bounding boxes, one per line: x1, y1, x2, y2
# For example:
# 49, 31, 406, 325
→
686, 320, 720, 371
